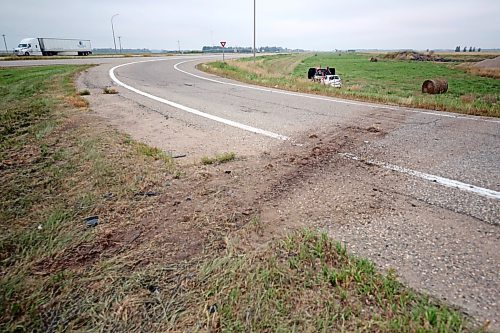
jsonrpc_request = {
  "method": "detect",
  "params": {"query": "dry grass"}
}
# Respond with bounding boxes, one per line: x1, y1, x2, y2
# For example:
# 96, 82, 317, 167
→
347, 84, 363, 91
460, 94, 476, 104
467, 67, 500, 79
67, 95, 89, 108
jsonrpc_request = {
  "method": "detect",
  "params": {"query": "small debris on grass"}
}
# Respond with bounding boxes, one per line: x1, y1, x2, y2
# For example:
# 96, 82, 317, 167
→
84, 216, 99, 227
208, 304, 218, 314
134, 191, 160, 197
147, 285, 160, 294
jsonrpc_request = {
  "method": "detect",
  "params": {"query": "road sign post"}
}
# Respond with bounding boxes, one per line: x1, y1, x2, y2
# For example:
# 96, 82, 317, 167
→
220, 41, 226, 62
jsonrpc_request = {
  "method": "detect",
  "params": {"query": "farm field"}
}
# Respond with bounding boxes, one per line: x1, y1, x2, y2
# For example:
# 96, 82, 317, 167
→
199, 52, 500, 117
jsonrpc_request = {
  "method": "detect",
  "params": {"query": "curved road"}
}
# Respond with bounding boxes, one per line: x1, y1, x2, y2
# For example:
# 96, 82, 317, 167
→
106, 56, 500, 328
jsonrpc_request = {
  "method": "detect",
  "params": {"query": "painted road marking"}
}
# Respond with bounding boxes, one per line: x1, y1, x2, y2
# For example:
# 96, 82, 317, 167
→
340, 153, 500, 200
174, 59, 500, 124
109, 59, 290, 141
109, 57, 499, 201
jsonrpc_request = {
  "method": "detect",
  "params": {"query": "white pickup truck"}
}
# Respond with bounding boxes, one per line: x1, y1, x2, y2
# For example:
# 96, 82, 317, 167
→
320, 74, 342, 88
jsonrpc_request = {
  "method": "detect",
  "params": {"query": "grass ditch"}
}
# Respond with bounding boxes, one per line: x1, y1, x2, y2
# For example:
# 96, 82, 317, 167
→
199, 53, 500, 117
0, 65, 179, 331
0, 65, 482, 332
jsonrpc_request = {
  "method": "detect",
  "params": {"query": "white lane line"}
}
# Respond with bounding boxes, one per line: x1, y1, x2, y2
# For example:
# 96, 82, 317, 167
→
340, 153, 500, 200
108, 59, 290, 141
174, 59, 500, 124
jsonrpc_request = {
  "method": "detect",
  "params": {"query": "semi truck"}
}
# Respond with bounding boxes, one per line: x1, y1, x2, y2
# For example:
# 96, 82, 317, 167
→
14, 37, 92, 56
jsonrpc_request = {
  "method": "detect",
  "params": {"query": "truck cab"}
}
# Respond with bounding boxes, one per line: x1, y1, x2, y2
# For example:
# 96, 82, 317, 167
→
14, 38, 42, 56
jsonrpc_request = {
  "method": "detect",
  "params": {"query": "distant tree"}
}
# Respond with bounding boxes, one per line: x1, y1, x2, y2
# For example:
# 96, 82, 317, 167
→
463, 46, 467, 52
478, 48, 481, 52
455, 46, 460, 52
469, 46, 473, 52
472, 47, 476, 52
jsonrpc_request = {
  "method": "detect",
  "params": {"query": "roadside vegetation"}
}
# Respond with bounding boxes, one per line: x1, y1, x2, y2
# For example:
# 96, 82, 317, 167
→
199, 52, 500, 117
201, 151, 236, 165
176, 230, 471, 332
0, 65, 478, 331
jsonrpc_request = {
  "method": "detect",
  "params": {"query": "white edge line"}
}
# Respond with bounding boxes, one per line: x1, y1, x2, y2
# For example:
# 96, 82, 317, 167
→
174, 59, 500, 125
340, 153, 500, 200
108, 58, 289, 141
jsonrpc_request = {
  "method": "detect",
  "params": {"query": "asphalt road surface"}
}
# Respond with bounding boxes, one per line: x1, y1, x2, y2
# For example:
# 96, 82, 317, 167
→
4, 55, 499, 328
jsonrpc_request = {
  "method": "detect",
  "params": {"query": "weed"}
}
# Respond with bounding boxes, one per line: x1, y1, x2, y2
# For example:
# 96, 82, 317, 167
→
201, 152, 236, 165
134, 142, 175, 170
67, 95, 89, 108
103, 86, 118, 94
78, 89, 91, 96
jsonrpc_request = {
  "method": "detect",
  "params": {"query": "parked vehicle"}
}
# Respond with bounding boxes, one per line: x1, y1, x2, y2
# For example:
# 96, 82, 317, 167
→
322, 74, 342, 88
14, 38, 92, 56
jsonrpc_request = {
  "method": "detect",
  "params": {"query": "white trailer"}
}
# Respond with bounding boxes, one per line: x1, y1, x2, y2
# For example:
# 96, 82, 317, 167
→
14, 37, 92, 56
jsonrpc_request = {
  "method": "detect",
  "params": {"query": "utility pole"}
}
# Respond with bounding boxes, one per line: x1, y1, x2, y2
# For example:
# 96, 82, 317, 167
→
2, 34, 7, 53
253, 0, 256, 60
177, 40, 181, 54
118, 36, 122, 53
111, 14, 119, 54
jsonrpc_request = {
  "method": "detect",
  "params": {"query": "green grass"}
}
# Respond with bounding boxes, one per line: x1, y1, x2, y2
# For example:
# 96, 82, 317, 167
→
200, 53, 500, 117
176, 229, 475, 332
133, 141, 175, 171
201, 152, 236, 165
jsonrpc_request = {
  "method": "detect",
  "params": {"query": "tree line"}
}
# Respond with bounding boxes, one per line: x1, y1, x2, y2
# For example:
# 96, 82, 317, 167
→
455, 46, 481, 52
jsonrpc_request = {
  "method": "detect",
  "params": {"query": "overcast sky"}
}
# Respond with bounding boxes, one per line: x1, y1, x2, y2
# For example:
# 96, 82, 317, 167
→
1, 0, 499, 51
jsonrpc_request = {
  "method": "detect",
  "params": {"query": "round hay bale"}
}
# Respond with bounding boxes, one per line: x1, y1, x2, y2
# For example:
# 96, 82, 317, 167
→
422, 79, 448, 94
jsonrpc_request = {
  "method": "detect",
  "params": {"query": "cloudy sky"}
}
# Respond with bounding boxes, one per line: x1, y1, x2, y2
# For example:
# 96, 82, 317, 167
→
1, 0, 499, 51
